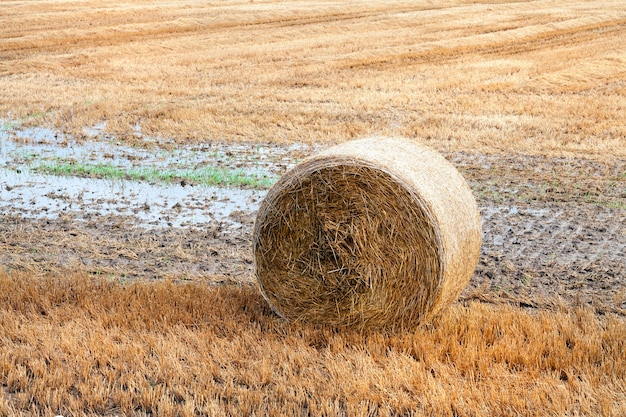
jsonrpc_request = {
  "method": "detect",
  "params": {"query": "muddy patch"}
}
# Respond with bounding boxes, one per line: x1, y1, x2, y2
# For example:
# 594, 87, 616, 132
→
470, 202, 625, 314
1, 123, 312, 177
1, 128, 624, 315
0, 169, 264, 229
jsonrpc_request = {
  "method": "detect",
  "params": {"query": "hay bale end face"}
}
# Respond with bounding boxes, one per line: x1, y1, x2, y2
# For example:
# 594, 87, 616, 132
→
253, 137, 481, 330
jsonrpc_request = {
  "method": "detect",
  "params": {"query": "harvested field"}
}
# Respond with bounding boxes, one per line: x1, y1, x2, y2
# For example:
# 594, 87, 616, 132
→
1, 0, 625, 157
1, 137, 624, 416
1, 0, 625, 415
1, 272, 625, 417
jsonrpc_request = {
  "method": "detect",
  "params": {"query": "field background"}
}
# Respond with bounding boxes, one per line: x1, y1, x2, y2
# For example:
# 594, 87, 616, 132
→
1, 0, 625, 157
1, 0, 625, 416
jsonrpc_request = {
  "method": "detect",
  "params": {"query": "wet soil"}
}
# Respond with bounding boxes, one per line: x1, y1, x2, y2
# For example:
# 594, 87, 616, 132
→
1, 134, 624, 315
450, 153, 626, 314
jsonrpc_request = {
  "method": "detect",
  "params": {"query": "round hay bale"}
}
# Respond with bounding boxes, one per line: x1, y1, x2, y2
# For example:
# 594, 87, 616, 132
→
253, 137, 481, 330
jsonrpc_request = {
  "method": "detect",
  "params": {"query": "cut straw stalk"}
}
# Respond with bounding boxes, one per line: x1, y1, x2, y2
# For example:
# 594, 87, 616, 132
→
253, 137, 482, 330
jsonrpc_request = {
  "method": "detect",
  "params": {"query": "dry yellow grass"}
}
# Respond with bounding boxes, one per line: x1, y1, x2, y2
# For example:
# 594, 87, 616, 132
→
1, 0, 625, 157
0, 271, 624, 416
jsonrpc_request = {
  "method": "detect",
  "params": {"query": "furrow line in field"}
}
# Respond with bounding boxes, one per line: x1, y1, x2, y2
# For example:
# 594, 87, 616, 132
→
340, 16, 626, 70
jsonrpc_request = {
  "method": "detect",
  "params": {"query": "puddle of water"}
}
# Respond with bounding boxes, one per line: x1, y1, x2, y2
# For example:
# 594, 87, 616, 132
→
481, 205, 552, 218
0, 168, 266, 229
0, 122, 313, 177
0, 122, 325, 229
0, 122, 321, 229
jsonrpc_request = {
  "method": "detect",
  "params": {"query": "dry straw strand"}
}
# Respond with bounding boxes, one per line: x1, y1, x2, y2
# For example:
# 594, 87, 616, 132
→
253, 137, 481, 330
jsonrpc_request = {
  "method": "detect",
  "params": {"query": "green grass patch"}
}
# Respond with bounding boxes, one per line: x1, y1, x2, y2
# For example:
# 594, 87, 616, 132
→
32, 161, 278, 189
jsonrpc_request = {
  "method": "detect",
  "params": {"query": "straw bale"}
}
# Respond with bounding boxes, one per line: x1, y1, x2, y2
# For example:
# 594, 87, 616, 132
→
253, 137, 481, 330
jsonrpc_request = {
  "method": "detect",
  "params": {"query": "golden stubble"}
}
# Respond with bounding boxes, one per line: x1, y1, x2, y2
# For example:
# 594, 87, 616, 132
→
0, 271, 624, 416
1, 0, 625, 158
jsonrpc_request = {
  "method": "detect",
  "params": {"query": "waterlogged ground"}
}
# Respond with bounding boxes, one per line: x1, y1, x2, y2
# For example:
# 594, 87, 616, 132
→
0, 125, 295, 229
1, 124, 625, 314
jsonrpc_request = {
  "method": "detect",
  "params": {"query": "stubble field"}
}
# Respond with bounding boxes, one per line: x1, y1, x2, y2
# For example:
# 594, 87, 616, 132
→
1, 0, 625, 416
